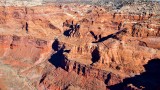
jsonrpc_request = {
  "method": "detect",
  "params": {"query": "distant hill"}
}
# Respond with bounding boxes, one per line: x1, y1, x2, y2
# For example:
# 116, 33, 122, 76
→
0, 0, 159, 7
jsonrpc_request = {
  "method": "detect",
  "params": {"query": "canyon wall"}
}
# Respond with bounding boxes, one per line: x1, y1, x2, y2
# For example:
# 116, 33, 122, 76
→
0, 2, 160, 90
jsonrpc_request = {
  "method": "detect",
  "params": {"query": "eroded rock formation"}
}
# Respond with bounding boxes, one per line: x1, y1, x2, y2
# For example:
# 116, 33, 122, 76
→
0, 1, 160, 90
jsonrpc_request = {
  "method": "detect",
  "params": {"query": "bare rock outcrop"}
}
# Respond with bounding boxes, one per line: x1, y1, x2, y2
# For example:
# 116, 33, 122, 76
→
0, 2, 160, 90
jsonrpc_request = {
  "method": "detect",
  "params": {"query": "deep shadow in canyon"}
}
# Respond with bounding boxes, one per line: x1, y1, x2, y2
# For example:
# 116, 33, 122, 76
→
49, 40, 70, 69
91, 29, 127, 43
108, 58, 160, 90
63, 29, 73, 37
52, 39, 59, 51
91, 47, 100, 64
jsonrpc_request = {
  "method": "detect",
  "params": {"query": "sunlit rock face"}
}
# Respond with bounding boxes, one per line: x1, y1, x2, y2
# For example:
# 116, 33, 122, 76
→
0, 1, 160, 90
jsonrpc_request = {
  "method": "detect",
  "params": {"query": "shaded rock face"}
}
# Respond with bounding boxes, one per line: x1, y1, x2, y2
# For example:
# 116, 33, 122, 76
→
0, 2, 160, 90
108, 59, 160, 90
63, 20, 81, 38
